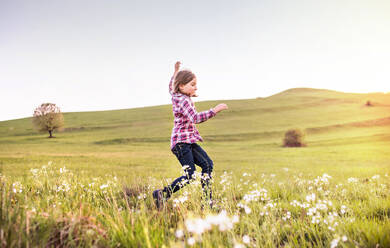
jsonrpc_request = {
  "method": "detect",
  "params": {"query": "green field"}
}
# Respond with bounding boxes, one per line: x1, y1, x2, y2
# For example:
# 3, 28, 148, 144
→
1, 88, 389, 247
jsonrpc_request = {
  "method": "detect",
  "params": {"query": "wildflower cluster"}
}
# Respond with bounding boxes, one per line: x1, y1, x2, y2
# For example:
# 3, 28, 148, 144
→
237, 185, 275, 215
177, 210, 239, 245
173, 191, 189, 207
219, 171, 233, 191
307, 173, 332, 194
12, 181, 23, 194
289, 177, 349, 232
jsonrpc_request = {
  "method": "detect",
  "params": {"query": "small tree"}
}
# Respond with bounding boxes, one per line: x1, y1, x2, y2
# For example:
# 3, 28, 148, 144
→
283, 129, 306, 147
365, 100, 372, 107
32, 103, 64, 138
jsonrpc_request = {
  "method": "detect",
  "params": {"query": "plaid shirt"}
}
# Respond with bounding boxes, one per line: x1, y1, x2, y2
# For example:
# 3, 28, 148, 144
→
169, 76, 216, 150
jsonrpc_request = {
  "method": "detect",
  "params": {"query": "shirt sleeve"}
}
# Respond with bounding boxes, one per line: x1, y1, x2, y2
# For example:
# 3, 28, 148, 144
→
169, 76, 174, 95
180, 98, 216, 124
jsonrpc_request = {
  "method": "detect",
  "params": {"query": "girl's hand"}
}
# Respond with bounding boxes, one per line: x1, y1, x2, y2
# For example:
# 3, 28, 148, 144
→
174, 61, 181, 72
213, 103, 228, 113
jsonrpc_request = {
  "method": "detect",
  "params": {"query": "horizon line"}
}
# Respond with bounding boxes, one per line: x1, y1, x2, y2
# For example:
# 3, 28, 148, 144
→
1, 87, 388, 122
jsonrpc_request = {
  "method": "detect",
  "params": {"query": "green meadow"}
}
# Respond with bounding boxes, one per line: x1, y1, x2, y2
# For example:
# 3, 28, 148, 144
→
1, 88, 389, 247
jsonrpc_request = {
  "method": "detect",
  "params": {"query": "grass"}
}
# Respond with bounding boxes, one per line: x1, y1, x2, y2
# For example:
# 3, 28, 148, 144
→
0, 87, 390, 247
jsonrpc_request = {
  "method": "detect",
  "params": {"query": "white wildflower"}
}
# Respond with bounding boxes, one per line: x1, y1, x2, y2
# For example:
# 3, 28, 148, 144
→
306, 193, 316, 202
175, 229, 184, 238
244, 205, 252, 214
372, 175, 380, 180
137, 193, 147, 200
242, 235, 250, 244
311, 213, 321, 224
59, 167, 67, 174
12, 181, 23, 193
340, 205, 347, 215
184, 210, 238, 235
347, 177, 358, 183
187, 237, 195, 246
330, 238, 339, 248
173, 195, 188, 207
100, 184, 109, 190
30, 168, 39, 176
185, 218, 210, 235
282, 212, 291, 221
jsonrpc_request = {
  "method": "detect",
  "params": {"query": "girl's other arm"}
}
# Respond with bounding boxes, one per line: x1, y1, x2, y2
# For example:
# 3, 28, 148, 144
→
212, 103, 228, 113
181, 98, 218, 124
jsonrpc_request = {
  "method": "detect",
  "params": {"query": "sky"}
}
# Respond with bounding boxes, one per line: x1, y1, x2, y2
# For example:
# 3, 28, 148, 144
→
1, 0, 389, 121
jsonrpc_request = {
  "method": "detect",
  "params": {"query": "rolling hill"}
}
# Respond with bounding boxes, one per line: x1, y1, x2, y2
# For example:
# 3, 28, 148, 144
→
0, 88, 389, 177
1, 88, 389, 143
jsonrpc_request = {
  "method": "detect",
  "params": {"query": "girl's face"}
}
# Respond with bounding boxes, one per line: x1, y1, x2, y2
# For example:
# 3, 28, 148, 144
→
179, 77, 197, 97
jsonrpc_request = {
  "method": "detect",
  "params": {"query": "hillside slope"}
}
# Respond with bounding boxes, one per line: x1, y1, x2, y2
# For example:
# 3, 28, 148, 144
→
0, 88, 389, 146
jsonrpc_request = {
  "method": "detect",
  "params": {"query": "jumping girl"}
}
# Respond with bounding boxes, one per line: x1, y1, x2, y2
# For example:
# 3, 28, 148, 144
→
153, 61, 228, 209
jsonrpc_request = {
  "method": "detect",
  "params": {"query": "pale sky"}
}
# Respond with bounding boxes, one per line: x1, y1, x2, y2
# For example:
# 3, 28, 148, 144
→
1, 0, 389, 121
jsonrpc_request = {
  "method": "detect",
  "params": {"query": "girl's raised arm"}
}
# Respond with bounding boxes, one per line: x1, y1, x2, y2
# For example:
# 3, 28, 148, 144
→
169, 61, 181, 94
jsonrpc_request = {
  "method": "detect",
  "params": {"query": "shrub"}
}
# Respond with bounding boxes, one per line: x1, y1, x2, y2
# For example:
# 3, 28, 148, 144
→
283, 129, 306, 147
366, 100, 372, 107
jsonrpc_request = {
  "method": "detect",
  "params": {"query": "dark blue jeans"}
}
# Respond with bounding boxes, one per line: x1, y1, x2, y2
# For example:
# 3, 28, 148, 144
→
163, 142, 213, 200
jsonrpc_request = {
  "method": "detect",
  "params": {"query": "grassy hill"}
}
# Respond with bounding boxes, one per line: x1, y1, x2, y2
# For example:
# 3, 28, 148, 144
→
1, 88, 390, 247
0, 88, 389, 178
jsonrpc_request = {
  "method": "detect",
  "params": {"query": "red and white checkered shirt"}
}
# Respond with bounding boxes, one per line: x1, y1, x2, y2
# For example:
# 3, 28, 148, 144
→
169, 76, 216, 150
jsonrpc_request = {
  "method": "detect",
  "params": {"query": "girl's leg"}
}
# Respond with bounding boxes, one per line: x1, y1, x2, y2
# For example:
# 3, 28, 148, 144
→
191, 143, 213, 202
162, 143, 196, 199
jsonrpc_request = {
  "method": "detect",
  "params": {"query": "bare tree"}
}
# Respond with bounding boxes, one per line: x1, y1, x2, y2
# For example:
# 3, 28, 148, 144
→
32, 103, 64, 138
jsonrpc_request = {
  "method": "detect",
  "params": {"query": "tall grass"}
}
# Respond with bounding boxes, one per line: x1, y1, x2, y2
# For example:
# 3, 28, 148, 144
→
1, 162, 389, 247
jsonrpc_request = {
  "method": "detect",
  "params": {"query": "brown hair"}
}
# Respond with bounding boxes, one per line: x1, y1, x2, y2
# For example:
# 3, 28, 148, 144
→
173, 70, 196, 93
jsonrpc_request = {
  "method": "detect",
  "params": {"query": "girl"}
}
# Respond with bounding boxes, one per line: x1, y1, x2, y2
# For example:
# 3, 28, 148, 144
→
153, 61, 228, 209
